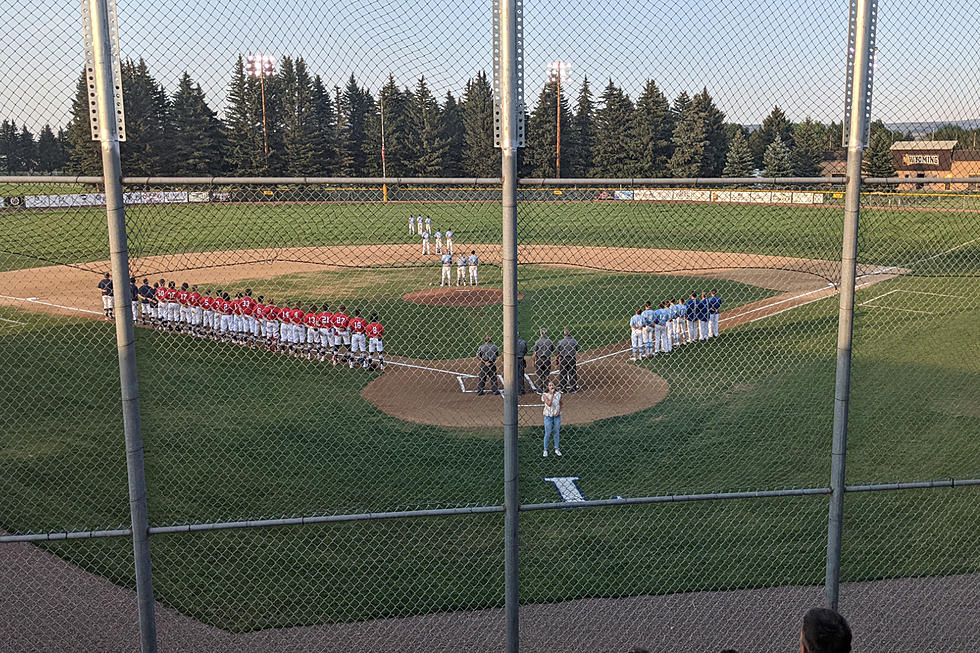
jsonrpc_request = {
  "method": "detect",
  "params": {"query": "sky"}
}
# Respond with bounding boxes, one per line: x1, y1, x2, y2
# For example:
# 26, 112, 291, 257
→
1, 0, 978, 134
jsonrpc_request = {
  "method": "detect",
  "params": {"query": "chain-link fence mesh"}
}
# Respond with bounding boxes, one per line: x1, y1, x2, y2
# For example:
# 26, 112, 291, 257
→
1, 0, 978, 650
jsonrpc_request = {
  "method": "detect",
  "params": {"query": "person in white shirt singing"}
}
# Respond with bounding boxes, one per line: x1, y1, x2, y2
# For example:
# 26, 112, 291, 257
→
542, 381, 563, 457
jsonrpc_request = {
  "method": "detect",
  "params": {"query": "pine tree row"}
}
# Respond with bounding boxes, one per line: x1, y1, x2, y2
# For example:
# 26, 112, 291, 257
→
5, 56, 963, 178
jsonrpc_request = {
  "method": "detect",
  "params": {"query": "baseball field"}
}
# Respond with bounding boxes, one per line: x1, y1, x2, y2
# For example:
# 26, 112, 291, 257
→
0, 194, 977, 631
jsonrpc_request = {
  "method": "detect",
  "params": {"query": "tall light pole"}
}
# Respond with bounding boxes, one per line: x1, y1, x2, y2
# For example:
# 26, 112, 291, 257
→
548, 61, 570, 178
246, 53, 275, 158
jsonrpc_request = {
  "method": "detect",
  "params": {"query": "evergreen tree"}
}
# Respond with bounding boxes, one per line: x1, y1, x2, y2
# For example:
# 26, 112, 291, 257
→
440, 91, 464, 176
523, 78, 571, 177
749, 105, 793, 167
65, 70, 101, 174
37, 125, 63, 172
824, 121, 845, 158
18, 125, 36, 172
279, 57, 317, 175
119, 58, 170, 174
566, 76, 596, 177
762, 134, 794, 177
593, 80, 634, 177
224, 56, 267, 175
792, 118, 825, 177
363, 75, 410, 176
631, 79, 673, 176
862, 124, 899, 177
668, 88, 726, 177
723, 129, 754, 177
404, 76, 448, 176
339, 74, 373, 176
460, 71, 498, 177
310, 75, 339, 175
672, 92, 692, 122
0, 120, 18, 172
170, 72, 224, 174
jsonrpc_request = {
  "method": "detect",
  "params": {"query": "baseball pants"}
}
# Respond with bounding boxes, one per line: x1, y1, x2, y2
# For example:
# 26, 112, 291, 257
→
435, 238, 442, 253
102, 295, 113, 310
630, 330, 644, 358
469, 266, 478, 285
643, 326, 654, 356
709, 314, 719, 337
536, 358, 551, 390
517, 357, 527, 393
446, 239, 453, 254
422, 240, 430, 254
699, 319, 709, 340
655, 324, 671, 353
441, 265, 451, 285
456, 267, 465, 285
369, 337, 383, 354
477, 362, 499, 394
558, 356, 577, 391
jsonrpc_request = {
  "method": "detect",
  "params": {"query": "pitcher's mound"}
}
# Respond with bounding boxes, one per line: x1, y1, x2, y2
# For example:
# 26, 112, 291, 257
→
362, 349, 669, 429
402, 287, 522, 307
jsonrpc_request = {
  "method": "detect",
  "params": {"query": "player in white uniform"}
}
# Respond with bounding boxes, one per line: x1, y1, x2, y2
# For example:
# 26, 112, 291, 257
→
424, 216, 432, 235
408, 215, 415, 234
467, 250, 479, 285
440, 252, 453, 286
629, 308, 645, 361
445, 229, 454, 255
421, 230, 431, 255
434, 231, 442, 254
416, 215, 423, 235
456, 254, 467, 286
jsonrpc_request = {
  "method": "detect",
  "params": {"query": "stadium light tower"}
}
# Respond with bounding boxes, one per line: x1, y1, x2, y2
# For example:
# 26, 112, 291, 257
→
548, 61, 570, 178
246, 54, 275, 157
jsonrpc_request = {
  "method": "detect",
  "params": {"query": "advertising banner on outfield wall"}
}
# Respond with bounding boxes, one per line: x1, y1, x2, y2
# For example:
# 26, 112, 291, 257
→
614, 190, 634, 200
25, 193, 106, 208
188, 191, 210, 203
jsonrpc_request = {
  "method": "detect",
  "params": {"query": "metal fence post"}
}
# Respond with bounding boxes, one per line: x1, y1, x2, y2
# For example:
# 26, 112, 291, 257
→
826, 0, 877, 611
498, 0, 521, 648
85, 0, 158, 648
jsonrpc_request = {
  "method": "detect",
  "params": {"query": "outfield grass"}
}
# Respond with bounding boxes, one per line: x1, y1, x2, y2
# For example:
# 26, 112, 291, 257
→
1, 198, 978, 273
1, 261, 977, 629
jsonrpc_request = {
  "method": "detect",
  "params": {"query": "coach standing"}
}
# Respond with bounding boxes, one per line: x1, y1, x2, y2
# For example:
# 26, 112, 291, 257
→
556, 329, 579, 392
533, 329, 553, 391
516, 334, 528, 394
476, 336, 500, 396
707, 289, 722, 337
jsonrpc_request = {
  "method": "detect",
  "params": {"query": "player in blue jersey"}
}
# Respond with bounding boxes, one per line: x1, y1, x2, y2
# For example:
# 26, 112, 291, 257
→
697, 292, 710, 340
440, 252, 453, 286
674, 297, 688, 345
641, 301, 655, 358
685, 293, 698, 344
654, 301, 672, 354
707, 289, 722, 337
629, 308, 645, 361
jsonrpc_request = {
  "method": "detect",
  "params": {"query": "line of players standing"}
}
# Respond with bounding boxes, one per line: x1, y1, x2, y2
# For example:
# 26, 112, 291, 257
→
102, 274, 387, 369
629, 290, 722, 360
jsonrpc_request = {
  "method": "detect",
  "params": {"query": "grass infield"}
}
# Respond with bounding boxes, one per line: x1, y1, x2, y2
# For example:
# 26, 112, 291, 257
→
0, 256, 977, 629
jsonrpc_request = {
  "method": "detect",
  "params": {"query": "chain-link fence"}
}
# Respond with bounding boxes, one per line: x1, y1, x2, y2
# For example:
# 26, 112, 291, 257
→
0, 0, 977, 651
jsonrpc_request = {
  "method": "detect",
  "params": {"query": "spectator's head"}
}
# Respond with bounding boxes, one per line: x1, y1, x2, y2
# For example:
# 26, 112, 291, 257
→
564, 329, 570, 337
800, 608, 851, 653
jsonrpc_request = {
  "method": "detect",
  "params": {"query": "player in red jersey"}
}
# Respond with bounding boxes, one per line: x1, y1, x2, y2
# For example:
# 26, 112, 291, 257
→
153, 282, 167, 328
200, 289, 214, 336
164, 282, 179, 330
240, 289, 258, 344
290, 302, 306, 356
316, 303, 333, 361
177, 283, 191, 330
303, 305, 320, 359
219, 293, 234, 342
366, 314, 386, 369
188, 285, 202, 335
348, 309, 368, 368
330, 304, 351, 365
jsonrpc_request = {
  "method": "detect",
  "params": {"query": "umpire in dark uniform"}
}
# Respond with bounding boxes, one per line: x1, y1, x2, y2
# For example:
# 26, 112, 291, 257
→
516, 334, 528, 394
556, 328, 579, 392
476, 336, 500, 395
533, 329, 553, 392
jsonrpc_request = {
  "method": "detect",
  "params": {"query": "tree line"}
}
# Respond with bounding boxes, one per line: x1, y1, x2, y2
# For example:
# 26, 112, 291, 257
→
3, 56, 977, 178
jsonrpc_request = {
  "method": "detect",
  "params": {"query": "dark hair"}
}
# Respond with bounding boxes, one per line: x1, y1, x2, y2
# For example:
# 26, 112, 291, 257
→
801, 608, 851, 653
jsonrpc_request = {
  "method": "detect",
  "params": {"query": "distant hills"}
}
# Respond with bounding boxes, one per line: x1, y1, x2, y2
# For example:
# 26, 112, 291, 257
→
884, 119, 980, 137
